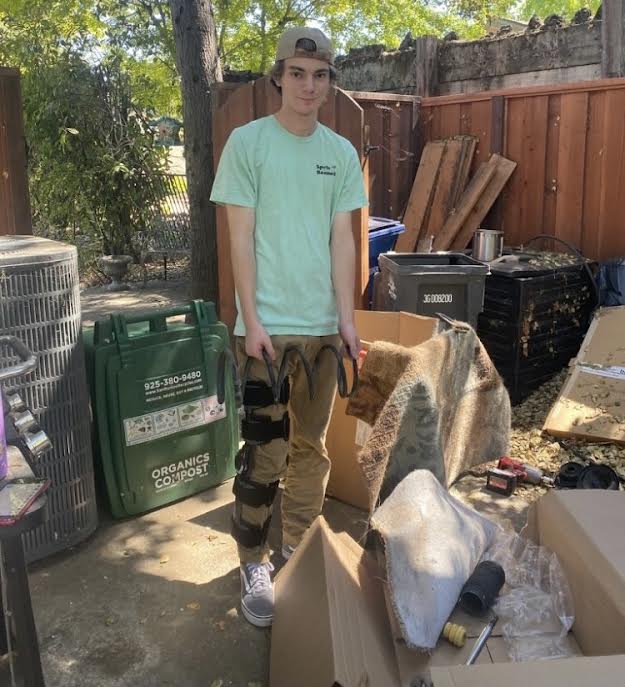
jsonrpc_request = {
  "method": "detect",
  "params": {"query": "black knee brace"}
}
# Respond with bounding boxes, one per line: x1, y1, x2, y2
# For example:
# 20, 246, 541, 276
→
234, 375, 290, 479
231, 475, 279, 548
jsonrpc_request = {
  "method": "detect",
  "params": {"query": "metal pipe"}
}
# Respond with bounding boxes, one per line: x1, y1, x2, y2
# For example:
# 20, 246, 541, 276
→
465, 615, 499, 665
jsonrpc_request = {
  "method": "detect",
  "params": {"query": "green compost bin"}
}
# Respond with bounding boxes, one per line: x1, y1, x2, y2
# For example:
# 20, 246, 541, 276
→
83, 300, 239, 518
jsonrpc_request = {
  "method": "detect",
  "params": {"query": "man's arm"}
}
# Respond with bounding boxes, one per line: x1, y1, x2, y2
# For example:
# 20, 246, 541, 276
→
331, 211, 361, 359
226, 205, 275, 360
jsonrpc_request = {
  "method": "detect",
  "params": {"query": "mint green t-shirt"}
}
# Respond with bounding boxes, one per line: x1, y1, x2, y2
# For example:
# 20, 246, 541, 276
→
210, 115, 368, 336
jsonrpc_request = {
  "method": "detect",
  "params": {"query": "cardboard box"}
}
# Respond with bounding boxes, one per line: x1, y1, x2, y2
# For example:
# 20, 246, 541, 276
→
270, 517, 400, 687
271, 491, 625, 687
430, 489, 625, 685
523, 489, 625, 656
325, 310, 438, 510
271, 517, 508, 687
543, 305, 625, 443
431, 655, 625, 687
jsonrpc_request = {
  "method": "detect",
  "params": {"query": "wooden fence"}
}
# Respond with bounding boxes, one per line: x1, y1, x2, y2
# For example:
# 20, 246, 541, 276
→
419, 77, 625, 260
0, 68, 31, 236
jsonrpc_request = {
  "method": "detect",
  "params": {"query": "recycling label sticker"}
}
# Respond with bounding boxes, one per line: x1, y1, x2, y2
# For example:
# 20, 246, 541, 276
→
123, 395, 226, 446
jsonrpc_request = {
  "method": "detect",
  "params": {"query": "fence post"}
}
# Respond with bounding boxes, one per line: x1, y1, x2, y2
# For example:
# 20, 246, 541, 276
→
602, 0, 625, 77
414, 37, 440, 97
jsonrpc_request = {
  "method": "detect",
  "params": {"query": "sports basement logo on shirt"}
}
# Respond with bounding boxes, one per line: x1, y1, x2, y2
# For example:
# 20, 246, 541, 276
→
316, 163, 337, 176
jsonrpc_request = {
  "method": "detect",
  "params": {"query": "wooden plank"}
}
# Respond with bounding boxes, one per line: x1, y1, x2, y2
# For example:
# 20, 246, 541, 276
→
519, 96, 549, 241
395, 141, 445, 251
468, 100, 491, 168
486, 95, 506, 229
490, 96, 505, 154
361, 102, 385, 216
395, 102, 418, 219
420, 76, 625, 107
541, 94, 562, 243
450, 155, 517, 250
597, 88, 625, 260
388, 103, 401, 218
432, 157, 498, 251
500, 97, 525, 244
581, 91, 607, 259
253, 76, 281, 118
336, 88, 369, 308
449, 136, 477, 210
438, 104, 462, 139
213, 82, 242, 110
460, 102, 473, 135
319, 84, 337, 131
423, 138, 463, 241
554, 92, 589, 249
213, 81, 256, 330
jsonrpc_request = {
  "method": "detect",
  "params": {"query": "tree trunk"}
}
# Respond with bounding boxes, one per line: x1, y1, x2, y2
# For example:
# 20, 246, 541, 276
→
169, 0, 223, 303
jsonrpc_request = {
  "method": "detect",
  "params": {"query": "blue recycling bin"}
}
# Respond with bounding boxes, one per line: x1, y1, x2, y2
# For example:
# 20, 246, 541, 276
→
367, 217, 405, 308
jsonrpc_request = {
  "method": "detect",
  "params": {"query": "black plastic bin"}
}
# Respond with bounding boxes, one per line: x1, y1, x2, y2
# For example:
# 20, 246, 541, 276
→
373, 253, 490, 326
477, 259, 595, 404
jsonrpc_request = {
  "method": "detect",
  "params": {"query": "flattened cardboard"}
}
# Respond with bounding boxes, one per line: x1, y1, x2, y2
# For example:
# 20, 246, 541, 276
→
543, 306, 625, 443
523, 489, 625, 657
431, 654, 625, 687
326, 310, 438, 510
270, 517, 400, 687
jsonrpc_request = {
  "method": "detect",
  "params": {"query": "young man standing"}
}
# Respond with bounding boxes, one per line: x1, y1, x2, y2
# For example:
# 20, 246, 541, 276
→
210, 26, 367, 627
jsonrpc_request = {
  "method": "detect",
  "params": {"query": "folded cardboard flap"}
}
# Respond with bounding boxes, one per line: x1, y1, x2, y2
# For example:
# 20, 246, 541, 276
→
326, 310, 437, 511
431, 654, 625, 687
523, 489, 625, 656
270, 517, 400, 687
543, 306, 625, 443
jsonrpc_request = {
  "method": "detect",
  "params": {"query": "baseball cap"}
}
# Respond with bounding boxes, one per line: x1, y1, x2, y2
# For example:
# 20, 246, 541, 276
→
275, 27, 334, 65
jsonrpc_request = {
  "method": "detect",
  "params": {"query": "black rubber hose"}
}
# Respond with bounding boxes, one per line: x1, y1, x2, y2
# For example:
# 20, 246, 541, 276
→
217, 348, 242, 407
523, 234, 600, 307
313, 344, 359, 399
277, 345, 315, 401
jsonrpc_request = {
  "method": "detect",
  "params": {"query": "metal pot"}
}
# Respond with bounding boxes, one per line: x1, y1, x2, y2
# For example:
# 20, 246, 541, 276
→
473, 230, 503, 262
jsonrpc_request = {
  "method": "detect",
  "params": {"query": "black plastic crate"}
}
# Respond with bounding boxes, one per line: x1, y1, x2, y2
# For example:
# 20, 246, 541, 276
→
373, 253, 489, 326
477, 262, 595, 403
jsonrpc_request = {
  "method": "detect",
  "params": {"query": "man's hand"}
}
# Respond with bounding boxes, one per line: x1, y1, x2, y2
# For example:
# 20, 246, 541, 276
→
245, 321, 276, 361
340, 320, 361, 360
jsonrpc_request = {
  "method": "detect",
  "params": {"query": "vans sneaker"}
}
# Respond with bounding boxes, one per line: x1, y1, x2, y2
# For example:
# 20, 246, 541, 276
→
240, 562, 274, 627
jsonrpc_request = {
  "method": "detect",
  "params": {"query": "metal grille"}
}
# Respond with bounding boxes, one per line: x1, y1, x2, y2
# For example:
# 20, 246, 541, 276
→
0, 236, 97, 561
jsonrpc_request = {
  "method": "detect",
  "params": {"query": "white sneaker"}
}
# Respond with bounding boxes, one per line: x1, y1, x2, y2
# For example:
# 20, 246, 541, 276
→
240, 562, 275, 627
281, 543, 296, 560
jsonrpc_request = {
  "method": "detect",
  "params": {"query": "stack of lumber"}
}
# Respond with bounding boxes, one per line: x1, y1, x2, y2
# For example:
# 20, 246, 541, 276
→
396, 136, 517, 253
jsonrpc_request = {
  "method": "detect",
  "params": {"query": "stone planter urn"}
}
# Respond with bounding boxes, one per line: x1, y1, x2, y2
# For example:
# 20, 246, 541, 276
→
98, 254, 133, 291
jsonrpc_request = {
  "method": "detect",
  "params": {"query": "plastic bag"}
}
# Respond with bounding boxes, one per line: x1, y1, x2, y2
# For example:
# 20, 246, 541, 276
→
483, 530, 576, 662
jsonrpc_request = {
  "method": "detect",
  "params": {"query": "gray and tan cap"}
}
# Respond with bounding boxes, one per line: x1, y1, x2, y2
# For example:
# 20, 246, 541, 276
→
275, 27, 334, 65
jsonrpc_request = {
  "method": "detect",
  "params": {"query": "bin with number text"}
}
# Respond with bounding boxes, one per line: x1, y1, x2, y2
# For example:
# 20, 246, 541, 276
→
83, 300, 239, 518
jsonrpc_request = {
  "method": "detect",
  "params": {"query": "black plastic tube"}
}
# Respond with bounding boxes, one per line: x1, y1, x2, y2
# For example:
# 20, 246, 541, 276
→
460, 561, 506, 616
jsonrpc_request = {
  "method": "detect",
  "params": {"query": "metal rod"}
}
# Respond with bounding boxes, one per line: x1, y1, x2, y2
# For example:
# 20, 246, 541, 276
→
465, 615, 498, 666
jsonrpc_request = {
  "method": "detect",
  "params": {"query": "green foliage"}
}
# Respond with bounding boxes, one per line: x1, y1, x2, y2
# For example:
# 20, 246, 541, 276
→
23, 54, 168, 255
213, 0, 484, 72
517, 0, 600, 21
